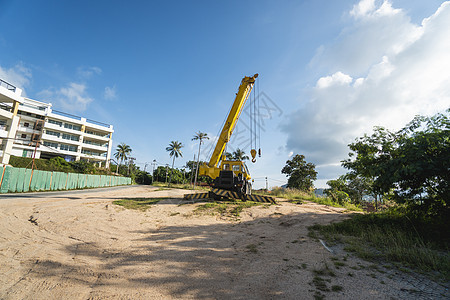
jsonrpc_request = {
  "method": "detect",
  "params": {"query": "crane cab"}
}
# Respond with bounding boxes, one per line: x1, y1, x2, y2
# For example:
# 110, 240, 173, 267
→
219, 160, 251, 181
213, 159, 252, 195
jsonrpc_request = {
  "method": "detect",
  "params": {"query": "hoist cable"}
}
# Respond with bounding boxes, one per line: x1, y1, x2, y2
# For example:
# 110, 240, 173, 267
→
258, 78, 261, 151
249, 82, 253, 149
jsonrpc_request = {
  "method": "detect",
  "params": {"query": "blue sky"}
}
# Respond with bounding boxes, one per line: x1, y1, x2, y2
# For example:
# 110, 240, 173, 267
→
1, 0, 448, 188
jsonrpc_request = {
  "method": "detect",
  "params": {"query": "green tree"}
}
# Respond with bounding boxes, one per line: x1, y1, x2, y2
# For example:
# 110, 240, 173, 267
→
226, 148, 249, 161
135, 170, 152, 185
325, 175, 372, 205
343, 174, 373, 204
192, 131, 209, 188
114, 143, 132, 175
342, 109, 449, 216
281, 154, 317, 191
166, 140, 184, 186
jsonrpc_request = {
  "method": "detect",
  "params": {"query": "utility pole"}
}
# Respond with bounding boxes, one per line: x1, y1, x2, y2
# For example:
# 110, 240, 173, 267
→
128, 157, 136, 176
152, 159, 156, 182
165, 164, 169, 183
265, 177, 268, 191
190, 154, 195, 187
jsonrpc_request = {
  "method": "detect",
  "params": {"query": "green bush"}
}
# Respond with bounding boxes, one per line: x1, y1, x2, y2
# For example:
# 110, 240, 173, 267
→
8, 156, 113, 175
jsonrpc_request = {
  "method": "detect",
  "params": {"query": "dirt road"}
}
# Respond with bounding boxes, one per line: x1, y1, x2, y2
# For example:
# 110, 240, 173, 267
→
0, 186, 447, 299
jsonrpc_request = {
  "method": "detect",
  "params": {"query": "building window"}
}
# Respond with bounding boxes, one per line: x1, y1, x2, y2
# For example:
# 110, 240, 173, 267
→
21, 134, 27, 139
22, 150, 28, 157
64, 123, 81, 131
60, 144, 77, 152
46, 130, 60, 138
85, 130, 109, 138
43, 141, 58, 149
62, 133, 79, 141
23, 122, 29, 127
48, 119, 63, 126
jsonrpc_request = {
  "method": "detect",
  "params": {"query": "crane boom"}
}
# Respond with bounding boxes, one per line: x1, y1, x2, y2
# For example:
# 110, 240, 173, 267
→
208, 73, 258, 167
198, 73, 258, 194
185, 73, 276, 203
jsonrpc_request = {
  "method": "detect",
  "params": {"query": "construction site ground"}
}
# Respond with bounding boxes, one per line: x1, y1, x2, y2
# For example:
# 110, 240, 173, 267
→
0, 185, 448, 299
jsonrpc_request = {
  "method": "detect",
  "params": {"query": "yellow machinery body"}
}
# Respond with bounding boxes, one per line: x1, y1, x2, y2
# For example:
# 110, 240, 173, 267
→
185, 73, 276, 203
198, 74, 258, 186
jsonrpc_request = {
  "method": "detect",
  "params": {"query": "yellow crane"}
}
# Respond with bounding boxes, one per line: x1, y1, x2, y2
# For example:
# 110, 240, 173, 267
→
185, 74, 275, 203
199, 73, 257, 195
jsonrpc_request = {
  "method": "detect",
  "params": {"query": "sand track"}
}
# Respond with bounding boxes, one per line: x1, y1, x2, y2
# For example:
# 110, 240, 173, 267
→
0, 186, 447, 299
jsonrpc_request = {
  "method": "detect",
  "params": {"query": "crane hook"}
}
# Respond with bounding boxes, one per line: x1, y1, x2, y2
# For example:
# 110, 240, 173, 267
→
251, 149, 257, 163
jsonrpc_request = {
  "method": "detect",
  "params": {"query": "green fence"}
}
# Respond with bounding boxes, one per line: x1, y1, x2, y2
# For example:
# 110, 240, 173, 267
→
0, 166, 131, 194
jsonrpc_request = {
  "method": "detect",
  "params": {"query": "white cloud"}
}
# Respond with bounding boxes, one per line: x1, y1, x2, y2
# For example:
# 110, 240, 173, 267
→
77, 66, 102, 79
311, 0, 423, 76
0, 62, 32, 93
283, 1, 450, 179
104, 85, 117, 100
350, 0, 401, 19
350, 0, 376, 18
39, 82, 93, 112
316, 71, 352, 89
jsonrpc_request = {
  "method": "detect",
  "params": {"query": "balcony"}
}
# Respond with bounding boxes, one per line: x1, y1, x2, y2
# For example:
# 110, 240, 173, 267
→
0, 78, 22, 103
41, 133, 81, 146
81, 142, 108, 152
44, 122, 83, 135
17, 125, 39, 134
0, 78, 16, 92
83, 131, 110, 142
80, 151, 107, 161
0, 125, 9, 138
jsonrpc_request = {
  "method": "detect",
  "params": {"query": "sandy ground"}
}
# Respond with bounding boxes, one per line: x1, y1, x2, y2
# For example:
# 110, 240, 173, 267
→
0, 185, 448, 299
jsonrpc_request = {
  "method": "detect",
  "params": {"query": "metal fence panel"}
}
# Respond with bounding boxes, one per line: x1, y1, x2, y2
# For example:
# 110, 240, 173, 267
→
7, 167, 19, 193
16, 168, 26, 193
0, 167, 10, 193
23, 169, 32, 192
0, 166, 4, 191
60, 173, 68, 190
51, 172, 60, 191
0, 166, 130, 193
44, 171, 52, 190
78, 174, 86, 189
30, 170, 40, 191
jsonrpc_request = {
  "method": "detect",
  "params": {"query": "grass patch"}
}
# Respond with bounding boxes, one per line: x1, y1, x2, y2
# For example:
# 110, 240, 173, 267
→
112, 198, 164, 211
312, 276, 329, 292
309, 209, 450, 280
194, 201, 263, 218
331, 285, 343, 292
254, 187, 315, 202
310, 196, 361, 211
152, 182, 210, 191
255, 187, 362, 211
333, 261, 346, 268
246, 244, 258, 253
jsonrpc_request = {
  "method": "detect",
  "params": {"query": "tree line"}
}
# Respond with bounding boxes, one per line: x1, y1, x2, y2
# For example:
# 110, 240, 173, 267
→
282, 109, 449, 218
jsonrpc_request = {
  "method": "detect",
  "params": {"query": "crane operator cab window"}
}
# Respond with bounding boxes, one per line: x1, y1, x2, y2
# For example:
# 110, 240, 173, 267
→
223, 164, 230, 171
232, 165, 240, 172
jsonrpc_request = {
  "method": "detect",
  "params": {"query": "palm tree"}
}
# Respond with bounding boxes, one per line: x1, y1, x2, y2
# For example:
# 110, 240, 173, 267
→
230, 148, 249, 161
166, 140, 184, 186
114, 143, 132, 175
192, 131, 209, 188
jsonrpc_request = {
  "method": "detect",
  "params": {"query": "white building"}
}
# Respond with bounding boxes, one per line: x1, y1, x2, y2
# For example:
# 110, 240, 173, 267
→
0, 78, 113, 167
